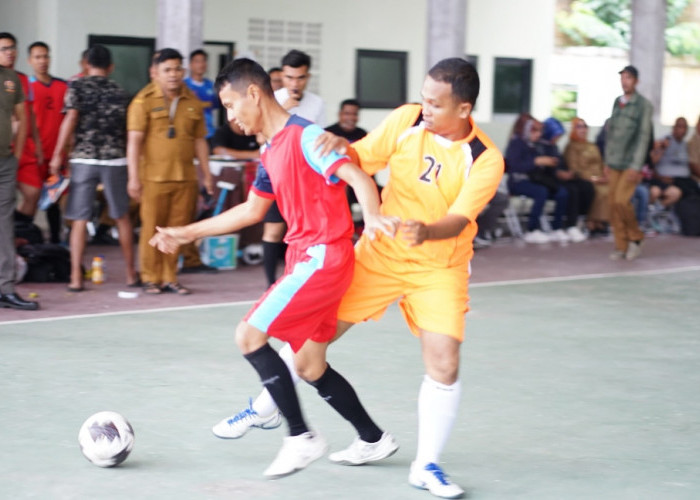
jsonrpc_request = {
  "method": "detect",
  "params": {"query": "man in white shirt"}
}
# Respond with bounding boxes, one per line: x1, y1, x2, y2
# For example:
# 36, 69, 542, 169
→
263, 50, 326, 287
274, 50, 325, 126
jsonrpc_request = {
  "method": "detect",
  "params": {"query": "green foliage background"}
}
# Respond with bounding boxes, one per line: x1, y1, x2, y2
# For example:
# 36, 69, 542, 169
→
557, 0, 700, 60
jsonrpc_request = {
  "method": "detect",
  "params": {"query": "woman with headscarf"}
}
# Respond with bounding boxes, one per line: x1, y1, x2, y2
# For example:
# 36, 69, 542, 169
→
563, 117, 609, 234
505, 113, 569, 244
540, 117, 592, 242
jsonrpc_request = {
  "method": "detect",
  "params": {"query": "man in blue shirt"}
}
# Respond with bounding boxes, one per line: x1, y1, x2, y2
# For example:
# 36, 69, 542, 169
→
184, 49, 218, 141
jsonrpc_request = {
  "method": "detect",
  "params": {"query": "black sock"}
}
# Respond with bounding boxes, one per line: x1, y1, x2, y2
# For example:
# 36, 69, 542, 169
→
47, 203, 61, 244
309, 364, 383, 443
244, 343, 309, 436
262, 241, 285, 287
14, 210, 33, 223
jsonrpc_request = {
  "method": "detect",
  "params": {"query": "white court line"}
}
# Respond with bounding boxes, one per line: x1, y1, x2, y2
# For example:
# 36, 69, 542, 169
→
2, 265, 699, 326
470, 264, 700, 288
0, 300, 256, 326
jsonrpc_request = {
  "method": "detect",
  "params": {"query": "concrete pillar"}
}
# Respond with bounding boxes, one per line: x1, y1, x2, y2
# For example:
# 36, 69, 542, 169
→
157, 0, 204, 61
630, 0, 666, 120
426, 0, 467, 71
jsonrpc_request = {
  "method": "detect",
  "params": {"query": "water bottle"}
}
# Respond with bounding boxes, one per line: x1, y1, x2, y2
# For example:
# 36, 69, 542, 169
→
91, 256, 105, 284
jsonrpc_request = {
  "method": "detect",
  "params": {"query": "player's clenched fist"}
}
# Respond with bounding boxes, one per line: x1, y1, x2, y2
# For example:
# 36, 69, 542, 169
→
149, 226, 192, 254
400, 220, 429, 247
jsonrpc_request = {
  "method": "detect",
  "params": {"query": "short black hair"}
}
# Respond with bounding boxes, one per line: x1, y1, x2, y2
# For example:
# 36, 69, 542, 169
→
340, 99, 360, 110
81, 49, 89, 60
189, 49, 208, 61
281, 49, 311, 70
156, 48, 183, 65
28, 41, 49, 55
0, 32, 17, 44
268, 66, 282, 74
86, 44, 112, 70
427, 57, 480, 106
215, 58, 273, 97
150, 50, 161, 67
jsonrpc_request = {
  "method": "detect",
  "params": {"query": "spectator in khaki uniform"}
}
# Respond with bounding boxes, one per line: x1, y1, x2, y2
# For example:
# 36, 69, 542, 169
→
127, 48, 213, 295
0, 64, 38, 310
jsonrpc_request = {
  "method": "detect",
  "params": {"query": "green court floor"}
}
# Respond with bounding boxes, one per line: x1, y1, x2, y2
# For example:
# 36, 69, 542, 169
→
1, 270, 698, 499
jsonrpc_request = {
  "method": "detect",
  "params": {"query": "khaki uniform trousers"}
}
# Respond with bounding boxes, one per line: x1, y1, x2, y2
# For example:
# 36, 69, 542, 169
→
140, 180, 198, 284
608, 168, 644, 252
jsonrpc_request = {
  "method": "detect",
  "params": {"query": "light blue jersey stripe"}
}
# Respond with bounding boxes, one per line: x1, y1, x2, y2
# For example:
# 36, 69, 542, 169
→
300, 124, 345, 184
248, 244, 327, 332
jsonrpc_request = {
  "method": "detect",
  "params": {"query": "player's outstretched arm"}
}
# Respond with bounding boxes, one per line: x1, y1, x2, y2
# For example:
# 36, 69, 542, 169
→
335, 162, 399, 239
314, 131, 350, 157
149, 192, 273, 254
400, 214, 469, 247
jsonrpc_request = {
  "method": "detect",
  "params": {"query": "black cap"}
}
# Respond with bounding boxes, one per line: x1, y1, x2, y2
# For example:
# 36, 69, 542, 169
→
619, 65, 639, 79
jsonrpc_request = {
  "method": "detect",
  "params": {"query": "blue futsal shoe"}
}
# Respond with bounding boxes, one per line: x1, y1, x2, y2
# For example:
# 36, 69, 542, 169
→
212, 398, 282, 439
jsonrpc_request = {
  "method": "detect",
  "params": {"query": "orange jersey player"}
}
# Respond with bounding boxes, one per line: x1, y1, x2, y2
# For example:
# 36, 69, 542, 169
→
217, 58, 504, 499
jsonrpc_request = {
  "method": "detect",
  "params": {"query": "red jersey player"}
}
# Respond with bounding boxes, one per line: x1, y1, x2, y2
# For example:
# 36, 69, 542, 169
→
28, 42, 68, 181
149, 58, 400, 480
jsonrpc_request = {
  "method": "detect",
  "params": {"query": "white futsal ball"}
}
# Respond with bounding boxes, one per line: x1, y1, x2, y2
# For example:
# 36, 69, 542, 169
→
78, 411, 134, 467
241, 243, 264, 265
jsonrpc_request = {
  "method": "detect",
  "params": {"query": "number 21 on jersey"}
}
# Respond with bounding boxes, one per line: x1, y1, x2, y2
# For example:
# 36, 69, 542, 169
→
419, 155, 442, 183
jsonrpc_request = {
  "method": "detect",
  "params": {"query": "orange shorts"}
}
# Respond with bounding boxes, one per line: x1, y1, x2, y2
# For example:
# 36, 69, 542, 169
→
17, 160, 42, 189
338, 237, 470, 341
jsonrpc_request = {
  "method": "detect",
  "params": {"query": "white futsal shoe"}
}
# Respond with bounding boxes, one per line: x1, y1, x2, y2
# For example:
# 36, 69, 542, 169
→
212, 398, 282, 439
409, 462, 465, 499
523, 229, 550, 244
328, 432, 399, 465
263, 431, 328, 479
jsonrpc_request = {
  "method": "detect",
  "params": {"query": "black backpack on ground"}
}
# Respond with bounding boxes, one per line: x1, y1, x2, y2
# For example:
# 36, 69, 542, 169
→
14, 220, 44, 244
17, 243, 71, 282
676, 196, 700, 237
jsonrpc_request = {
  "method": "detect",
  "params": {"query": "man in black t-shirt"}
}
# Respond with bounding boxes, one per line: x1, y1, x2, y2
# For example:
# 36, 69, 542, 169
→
325, 99, 374, 230
211, 120, 261, 159
324, 99, 367, 143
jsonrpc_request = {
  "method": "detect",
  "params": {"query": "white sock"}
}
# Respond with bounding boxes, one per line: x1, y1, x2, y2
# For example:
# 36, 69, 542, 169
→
414, 374, 461, 468
251, 343, 301, 417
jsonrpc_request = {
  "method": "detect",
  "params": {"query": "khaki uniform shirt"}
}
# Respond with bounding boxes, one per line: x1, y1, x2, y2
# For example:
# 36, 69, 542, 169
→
0, 68, 25, 157
127, 82, 206, 182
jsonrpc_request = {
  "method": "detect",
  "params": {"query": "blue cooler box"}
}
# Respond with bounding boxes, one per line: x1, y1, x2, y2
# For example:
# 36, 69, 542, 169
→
199, 234, 239, 270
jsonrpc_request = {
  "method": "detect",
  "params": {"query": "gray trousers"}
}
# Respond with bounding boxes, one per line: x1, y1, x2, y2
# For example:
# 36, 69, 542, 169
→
0, 155, 17, 294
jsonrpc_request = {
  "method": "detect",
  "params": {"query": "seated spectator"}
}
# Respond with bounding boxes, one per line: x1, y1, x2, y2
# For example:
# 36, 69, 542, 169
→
474, 190, 508, 248
211, 119, 261, 160
564, 117, 609, 235
505, 113, 569, 244
542, 117, 590, 242
648, 117, 699, 209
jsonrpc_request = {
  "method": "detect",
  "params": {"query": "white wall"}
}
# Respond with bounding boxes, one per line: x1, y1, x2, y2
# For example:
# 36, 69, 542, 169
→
467, 0, 556, 124
8, 0, 157, 80
203, 0, 427, 130
4, 0, 694, 150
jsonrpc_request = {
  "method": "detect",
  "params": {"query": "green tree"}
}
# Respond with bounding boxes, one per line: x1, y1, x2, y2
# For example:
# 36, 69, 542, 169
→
557, 0, 700, 59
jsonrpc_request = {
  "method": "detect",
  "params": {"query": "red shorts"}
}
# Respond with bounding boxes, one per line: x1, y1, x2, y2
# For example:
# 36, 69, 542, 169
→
17, 160, 42, 188
244, 239, 354, 352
